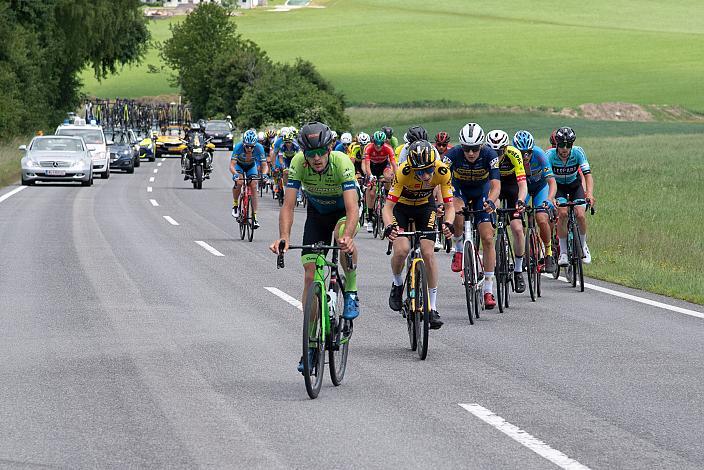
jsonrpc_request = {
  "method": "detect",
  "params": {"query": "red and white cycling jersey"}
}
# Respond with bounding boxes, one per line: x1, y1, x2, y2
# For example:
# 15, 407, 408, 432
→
364, 143, 395, 165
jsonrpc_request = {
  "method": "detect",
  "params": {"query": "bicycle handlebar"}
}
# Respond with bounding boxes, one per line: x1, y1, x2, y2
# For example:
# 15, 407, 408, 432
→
385, 230, 440, 256
277, 240, 354, 269
557, 199, 596, 215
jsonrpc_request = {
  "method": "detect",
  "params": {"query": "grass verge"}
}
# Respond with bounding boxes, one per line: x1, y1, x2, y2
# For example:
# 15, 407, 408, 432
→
0, 138, 27, 187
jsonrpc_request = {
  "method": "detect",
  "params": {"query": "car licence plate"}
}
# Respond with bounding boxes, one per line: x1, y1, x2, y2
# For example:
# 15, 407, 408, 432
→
46, 169, 66, 176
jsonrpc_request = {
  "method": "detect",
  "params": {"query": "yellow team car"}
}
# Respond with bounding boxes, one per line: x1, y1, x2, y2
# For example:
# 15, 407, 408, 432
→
155, 128, 187, 157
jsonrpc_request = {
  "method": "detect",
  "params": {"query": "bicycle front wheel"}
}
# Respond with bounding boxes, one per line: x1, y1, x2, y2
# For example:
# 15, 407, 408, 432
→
462, 244, 475, 325
329, 282, 350, 386
303, 283, 325, 399
526, 229, 537, 302
247, 196, 254, 242
413, 260, 430, 360
238, 201, 246, 240
495, 235, 506, 313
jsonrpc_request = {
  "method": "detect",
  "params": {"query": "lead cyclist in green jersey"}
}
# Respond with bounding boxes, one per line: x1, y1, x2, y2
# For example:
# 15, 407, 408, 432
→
270, 122, 361, 370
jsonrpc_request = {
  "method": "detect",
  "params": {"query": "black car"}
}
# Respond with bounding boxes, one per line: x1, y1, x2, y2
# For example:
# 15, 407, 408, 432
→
105, 129, 138, 173
204, 120, 234, 150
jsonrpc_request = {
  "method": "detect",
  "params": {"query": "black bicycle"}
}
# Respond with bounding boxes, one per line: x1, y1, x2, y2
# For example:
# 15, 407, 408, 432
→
557, 199, 593, 292
457, 207, 487, 324
494, 208, 519, 313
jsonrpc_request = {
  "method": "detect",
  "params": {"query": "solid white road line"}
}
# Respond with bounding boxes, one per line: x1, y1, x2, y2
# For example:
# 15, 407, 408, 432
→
157, 162, 162, 167
149, 199, 159, 207
265, 287, 303, 311
460, 404, 591, 470
543, 274, 704, 319
163, 216, 179, 226
153, 169, 158, 174
0, 186, 27, 204
149, 177, 155, 183
161, 158, 166, 162
147, 186, 153, 193
195, 241, 225, 257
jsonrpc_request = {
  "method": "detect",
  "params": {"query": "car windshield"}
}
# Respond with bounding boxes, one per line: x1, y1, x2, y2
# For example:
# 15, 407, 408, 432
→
30, 138, 84, 152
206, 122, 230, 132
105, 132, 129, 145
57, 128, 104, 144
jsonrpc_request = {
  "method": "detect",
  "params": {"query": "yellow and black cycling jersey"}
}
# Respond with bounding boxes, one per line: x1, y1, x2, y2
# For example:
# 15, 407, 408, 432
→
347, 142, 364, 163
387, 159, 454, 206
498, 145, 527, 182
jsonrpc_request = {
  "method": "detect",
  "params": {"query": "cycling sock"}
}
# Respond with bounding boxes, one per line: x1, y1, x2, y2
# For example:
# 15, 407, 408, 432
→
367, 208, 373, 219
545, 241, 552, 256
429, 286, 438, 311
345, 269, 357, 292
514, 256, 523, 273
558, 237, 567, 254
483, 272, 494, 293
392, 273, 403, 286
581, 232, 587, 248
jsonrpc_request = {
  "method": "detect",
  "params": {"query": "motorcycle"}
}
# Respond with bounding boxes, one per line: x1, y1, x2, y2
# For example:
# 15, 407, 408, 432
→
182, 133, 214, 189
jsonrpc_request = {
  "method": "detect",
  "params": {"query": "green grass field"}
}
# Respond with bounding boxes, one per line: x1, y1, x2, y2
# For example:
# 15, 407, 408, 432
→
0, 138, 29, 188
83, 0, 704, 112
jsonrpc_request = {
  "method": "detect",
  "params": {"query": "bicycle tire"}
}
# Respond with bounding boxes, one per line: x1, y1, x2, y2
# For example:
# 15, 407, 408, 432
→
238, 196, 246, 240
247, 195, 254, 242
328, 281, 349, 386
302, 282, 325, 399
551, 232, 561, 279
414, 260, 430, 360
405, 274, 417, 351
526, 229, 536, 302
462, 243, 475, 325
577, 254, 585, 292
495, 234, 506, 313
572, 226, 585, 292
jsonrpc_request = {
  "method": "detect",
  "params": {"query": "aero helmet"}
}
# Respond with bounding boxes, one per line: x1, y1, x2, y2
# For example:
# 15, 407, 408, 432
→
486, 130, 509, 151
459, 123, 485, 146
408, 140, 436, 170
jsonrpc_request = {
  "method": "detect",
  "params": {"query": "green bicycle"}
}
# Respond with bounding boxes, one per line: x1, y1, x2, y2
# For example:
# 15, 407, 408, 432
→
277, 241, 354, 399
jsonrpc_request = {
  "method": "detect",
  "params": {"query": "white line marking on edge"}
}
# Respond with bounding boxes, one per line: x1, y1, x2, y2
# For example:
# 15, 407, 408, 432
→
460, 404, 591, 470
195, 241, 224, 257
542, 274, 704, 319
157, 162, 162, 167
147, 186, 153, 193
161, 158, 166, 162
265, 287, 302, 311
0, 186, 27, 204
163, 216, 179, 226
149, 199, 159, 207
153, 169, 158, 174
149, 176, 155, 182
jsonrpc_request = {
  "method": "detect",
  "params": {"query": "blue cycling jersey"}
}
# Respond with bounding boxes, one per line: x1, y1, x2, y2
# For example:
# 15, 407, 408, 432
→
445, 145, 500, 189
524, 146, 554, 192
231, 142, 266, 166
546, 146, 591, 185
334, 142, 351, 153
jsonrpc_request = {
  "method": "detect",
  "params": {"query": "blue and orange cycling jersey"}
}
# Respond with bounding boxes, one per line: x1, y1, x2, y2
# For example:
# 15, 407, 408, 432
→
231, 141, 266, 166
524, 146, 554, 192
546, 146, 590, 185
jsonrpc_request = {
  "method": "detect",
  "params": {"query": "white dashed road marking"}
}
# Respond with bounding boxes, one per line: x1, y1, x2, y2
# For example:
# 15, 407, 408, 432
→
265, 287, 303, 311
195, 241, 225, 257
149, 199, 159, 207
0, 186, 27, 204
163, 216, 179, 226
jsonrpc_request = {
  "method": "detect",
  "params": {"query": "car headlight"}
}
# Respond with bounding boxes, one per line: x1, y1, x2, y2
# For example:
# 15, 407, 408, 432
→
26, 160, 41, 168
71, 160, 87, 168
122, 149, 132, 156
92, 151, 106, 161
226, 134, 233, 139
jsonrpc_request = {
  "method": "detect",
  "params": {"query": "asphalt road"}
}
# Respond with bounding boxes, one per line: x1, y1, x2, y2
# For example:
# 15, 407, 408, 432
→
1, 150, 702, 469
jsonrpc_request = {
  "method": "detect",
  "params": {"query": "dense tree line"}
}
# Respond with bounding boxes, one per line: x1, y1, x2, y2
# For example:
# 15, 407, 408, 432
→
161, 4, 349, 130
0, 0, 149, 138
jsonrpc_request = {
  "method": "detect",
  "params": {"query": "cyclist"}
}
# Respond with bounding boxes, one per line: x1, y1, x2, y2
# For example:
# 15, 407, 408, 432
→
269, 122, 360, 372
330, 130, 339, 150
362, 130, 397, 232
446, 123, 501, 309
230, 129, 268, 228
335, 132, 353, 153
348, 133, 367, 178
486, 129, 528, 293
546, 127, 595, 265
513, 130, 557, 273
383, 140, 455, 329
381, 126, 399, 149
434, 131, 453, 157
273, 130, 302, 202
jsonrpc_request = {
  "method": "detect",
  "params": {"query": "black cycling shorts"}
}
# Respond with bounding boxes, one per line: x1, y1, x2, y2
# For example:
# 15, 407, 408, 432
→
370, 161, 390, 178
301, 206, 347, 261
392, 202, 437, 242
556, 180, 585, 202
499, 178, 523, 220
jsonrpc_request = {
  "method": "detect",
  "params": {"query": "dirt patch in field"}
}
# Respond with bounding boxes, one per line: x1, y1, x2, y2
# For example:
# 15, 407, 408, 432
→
578, 102, 654, 121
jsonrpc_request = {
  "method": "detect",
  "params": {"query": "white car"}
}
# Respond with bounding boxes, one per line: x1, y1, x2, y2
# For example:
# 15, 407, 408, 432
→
55, 122, 110, 179
20, 136, 93, 186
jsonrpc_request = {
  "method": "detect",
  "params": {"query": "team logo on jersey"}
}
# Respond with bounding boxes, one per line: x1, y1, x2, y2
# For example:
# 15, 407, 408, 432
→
490, 157, 499, 169
438, 166, 448, 175
402, 165, 411, 175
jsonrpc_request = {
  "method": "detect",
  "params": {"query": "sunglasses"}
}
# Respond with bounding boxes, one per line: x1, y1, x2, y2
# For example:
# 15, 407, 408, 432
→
557, 142, 573, 149
435, 143, 448, 148
415, 167, 435, 177
304, 148, 328, 158
244, 144, 255, 150
462, 144, 481, 153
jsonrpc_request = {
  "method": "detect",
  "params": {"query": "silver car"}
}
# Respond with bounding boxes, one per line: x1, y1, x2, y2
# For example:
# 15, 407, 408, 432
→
20, 136, 93, 186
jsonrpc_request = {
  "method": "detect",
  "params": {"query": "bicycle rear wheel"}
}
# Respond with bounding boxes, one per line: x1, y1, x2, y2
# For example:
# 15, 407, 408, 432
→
303, 283, 325, 399
551, 231, 561, 279
413, 260, 430, 360
328, 282, 350, 386
462, 244, 475, 325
